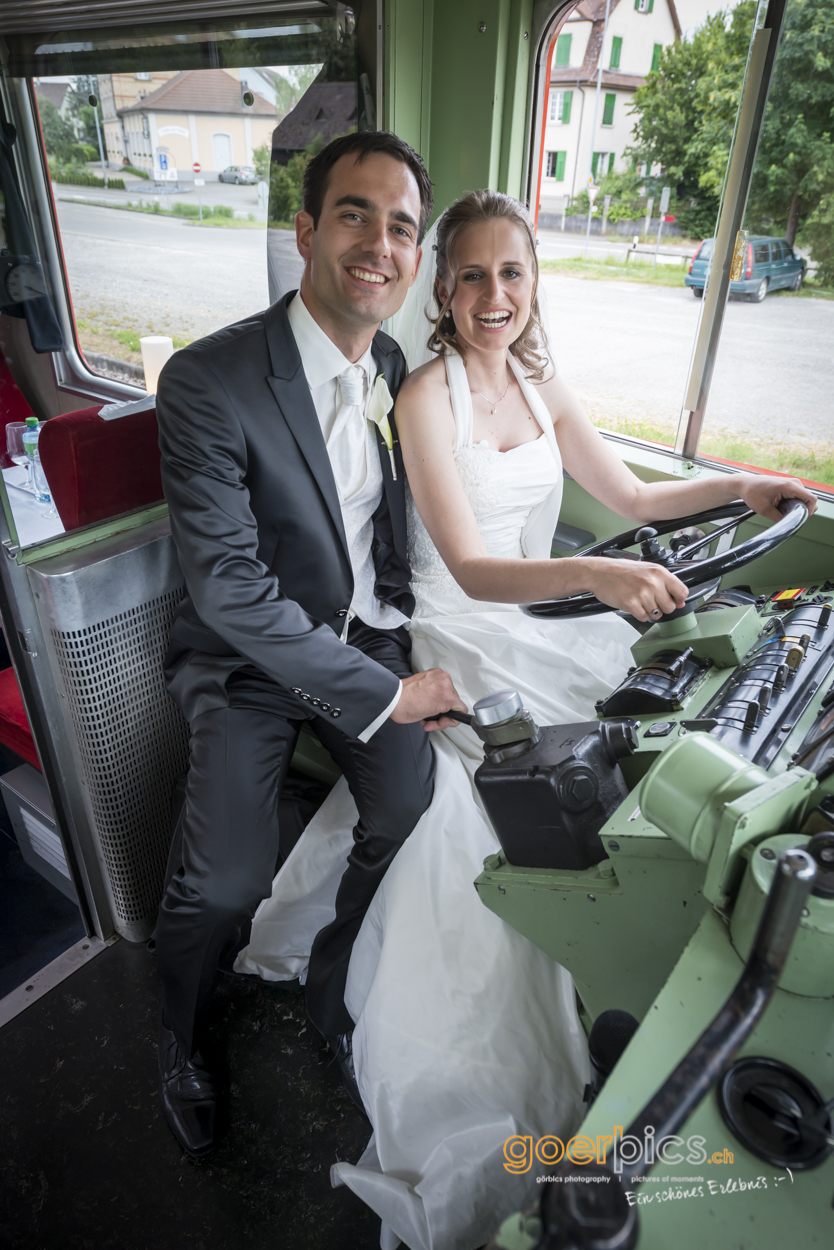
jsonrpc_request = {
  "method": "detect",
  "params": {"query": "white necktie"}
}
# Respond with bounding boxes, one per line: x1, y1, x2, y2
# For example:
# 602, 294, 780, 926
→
328, 366, 368, 504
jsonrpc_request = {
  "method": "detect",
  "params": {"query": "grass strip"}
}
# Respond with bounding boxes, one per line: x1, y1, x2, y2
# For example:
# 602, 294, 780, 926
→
540, 256, 688, 286
596, 412, 834, 491
57, 196, 263, 227
540, 254, 834, 299
76, 318, 191, 365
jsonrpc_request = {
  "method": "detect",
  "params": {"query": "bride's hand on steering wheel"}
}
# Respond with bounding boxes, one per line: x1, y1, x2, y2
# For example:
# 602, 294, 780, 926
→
582, 558, 689, 622
735, 473, 818, 522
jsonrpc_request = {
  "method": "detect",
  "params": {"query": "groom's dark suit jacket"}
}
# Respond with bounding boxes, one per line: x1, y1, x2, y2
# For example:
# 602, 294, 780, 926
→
156, 291, 412, 741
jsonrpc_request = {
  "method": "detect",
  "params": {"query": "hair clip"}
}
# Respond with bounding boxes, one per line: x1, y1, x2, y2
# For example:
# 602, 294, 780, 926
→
432, 244, 438, 251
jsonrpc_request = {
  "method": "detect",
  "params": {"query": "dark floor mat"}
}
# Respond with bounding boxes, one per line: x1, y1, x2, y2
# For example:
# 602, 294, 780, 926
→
0, 818, 85, 1001
0, 939, 382, 1250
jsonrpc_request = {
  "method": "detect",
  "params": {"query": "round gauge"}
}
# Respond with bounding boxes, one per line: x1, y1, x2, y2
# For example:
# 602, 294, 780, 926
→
6, 261, 47, 302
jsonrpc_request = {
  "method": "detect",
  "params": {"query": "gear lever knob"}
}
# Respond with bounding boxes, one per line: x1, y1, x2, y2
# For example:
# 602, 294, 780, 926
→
473, 690, 524, 727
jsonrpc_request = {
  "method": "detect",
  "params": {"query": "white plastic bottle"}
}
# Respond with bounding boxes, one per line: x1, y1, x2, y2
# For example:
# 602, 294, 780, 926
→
22, 417, 52, 503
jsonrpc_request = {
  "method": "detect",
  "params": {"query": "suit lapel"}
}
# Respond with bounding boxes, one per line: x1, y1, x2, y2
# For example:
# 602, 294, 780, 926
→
264, 296, 349, 561
371, 337, 407, 558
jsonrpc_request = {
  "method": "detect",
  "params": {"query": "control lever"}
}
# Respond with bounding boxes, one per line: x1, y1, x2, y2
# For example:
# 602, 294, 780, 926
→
428, 691, 541, 755
530, 849, 817, 1250
431, 708, 473, 726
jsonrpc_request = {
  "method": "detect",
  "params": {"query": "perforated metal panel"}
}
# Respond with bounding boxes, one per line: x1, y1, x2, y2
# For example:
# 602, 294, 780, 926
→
29, 523, 188, 940
50, 589, 188, 927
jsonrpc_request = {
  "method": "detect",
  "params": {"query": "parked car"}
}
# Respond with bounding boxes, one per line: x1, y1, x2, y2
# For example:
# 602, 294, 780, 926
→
218, 165, 257, 185
685, 235, 806, 302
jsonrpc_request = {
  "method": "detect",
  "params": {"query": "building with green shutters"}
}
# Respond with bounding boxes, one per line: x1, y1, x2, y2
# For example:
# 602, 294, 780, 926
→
539, 0, 710, 225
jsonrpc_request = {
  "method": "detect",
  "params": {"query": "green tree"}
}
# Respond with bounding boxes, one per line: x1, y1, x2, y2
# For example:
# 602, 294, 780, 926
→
38, 97, 78, 164
252, 141, 271, 180
629, 0, 834, 251
268, 135, 331, 225
270, 65, 321, 113
66, 76, 101, 146
629, 1, 757, 238
748, 0, 834, 245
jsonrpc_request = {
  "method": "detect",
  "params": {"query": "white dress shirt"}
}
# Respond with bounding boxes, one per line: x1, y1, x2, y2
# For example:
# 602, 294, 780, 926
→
287, 293, 405, 741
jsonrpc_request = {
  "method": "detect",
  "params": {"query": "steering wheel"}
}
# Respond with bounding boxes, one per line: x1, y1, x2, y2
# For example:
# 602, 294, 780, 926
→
522, 498, 809, 620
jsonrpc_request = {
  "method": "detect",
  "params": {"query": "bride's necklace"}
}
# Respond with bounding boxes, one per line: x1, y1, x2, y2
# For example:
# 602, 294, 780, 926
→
469, 372, 511, 416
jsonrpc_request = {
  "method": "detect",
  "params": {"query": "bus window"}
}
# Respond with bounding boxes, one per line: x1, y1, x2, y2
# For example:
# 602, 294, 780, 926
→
0, 9, 361, 547
534, 1, 755, 459
692, 0, 834, 493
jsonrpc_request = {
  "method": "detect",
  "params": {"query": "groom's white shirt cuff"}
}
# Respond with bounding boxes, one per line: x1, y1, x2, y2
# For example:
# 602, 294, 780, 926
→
358, 681, 403, 743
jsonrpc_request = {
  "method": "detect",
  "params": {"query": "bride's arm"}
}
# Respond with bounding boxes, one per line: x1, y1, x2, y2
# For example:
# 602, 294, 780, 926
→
396, 365, 689, 621
537, 372, 818, 524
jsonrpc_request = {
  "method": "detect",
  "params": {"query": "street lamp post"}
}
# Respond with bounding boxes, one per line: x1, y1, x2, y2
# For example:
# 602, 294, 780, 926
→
88, 85, 108, 190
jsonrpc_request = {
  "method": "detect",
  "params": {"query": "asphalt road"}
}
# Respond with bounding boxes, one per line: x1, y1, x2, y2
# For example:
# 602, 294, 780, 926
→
55, 200, 833, 446
542, 271, 834, 445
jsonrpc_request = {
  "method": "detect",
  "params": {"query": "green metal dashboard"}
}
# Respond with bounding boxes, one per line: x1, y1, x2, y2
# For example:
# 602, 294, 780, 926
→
476, 503, 834, 1248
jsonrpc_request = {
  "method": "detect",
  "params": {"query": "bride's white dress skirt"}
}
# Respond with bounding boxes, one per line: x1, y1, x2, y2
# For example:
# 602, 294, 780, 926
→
237, 352, 638, 1248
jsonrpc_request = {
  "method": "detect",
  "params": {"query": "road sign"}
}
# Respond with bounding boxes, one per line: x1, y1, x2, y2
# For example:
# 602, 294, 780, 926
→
158, 153, 169, 171
194, 178, 205, 187
588, 183, 600, 206
164, 168, 177, 182
659, 185, 671, 214
193, 161, 201, 174
664, 214, 676, 223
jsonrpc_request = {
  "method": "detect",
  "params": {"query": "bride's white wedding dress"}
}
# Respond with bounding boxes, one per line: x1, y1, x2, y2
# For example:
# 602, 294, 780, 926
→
236, 351, 637, 1250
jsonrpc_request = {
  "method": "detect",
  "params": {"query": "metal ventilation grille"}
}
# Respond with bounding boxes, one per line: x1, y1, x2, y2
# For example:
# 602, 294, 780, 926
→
50, 588, 188, 926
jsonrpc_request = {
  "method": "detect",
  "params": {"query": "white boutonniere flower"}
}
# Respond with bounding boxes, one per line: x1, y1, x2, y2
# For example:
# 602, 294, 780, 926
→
367, 374, 397, 480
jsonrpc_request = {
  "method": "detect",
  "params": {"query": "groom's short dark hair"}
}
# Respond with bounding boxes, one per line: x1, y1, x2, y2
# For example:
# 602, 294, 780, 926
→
302, 131, 434, 243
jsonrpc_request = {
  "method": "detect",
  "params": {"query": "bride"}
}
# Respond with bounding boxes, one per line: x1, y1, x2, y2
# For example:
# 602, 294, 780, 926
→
237, 191, 816, 1249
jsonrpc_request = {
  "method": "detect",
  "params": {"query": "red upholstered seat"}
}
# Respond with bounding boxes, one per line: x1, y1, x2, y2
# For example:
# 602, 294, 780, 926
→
0, 351, 36, 468
38, 404, 164, 531
0, 665, 41, 769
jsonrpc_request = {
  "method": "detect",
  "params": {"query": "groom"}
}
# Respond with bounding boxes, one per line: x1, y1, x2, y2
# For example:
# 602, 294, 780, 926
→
154, 131, 463, 1156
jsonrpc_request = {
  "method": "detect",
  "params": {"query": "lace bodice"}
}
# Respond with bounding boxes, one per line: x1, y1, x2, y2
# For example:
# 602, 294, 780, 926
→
407, 353, 563, 618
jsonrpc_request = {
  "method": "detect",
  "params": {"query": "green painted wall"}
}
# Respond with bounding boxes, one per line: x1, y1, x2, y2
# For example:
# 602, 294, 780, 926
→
385, 0, 534, 220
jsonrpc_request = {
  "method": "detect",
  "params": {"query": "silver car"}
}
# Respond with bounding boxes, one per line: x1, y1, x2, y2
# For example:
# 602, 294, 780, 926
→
218, 165, 257, 185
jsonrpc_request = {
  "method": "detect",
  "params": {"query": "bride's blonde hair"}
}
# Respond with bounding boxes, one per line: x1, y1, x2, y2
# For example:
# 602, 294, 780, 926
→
428, 190, 550, 380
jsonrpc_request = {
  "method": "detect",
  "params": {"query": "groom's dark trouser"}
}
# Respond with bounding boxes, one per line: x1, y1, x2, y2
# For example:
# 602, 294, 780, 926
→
155, 620, 435, 1056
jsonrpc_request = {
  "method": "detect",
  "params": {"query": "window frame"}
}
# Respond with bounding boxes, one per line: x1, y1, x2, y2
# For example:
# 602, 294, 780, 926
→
610, 36, 622, 69
602, 92, 616, 126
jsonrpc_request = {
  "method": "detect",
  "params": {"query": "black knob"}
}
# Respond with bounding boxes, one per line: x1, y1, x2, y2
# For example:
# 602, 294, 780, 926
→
807, 831, 834, 899
599, 719, 639, 765
538, 1165, 638, 1250
634, 526, 666, 564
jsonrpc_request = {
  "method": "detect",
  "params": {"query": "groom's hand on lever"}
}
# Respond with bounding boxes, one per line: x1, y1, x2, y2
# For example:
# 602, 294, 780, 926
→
391, 669, 468, 731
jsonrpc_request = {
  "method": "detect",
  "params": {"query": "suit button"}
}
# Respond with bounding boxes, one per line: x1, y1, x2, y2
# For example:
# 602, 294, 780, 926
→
300, 693, 311, 702
311, 698, 321, 707
320, 703, 331, 711
291, 687, 301, 695
331, 708, 341, 718
335, 609, 348, 618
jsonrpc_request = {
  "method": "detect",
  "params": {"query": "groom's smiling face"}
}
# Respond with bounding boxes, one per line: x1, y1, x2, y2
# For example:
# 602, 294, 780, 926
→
296, 152, 423, 350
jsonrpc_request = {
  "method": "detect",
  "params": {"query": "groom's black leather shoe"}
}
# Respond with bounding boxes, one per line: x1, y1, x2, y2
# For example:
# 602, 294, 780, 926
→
158, 1017, 217, 1157
328, 1032, 366, 1114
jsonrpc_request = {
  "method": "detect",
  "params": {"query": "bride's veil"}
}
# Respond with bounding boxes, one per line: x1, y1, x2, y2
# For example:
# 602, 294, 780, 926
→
394, 220, 441, 372
392, 212, 556, 374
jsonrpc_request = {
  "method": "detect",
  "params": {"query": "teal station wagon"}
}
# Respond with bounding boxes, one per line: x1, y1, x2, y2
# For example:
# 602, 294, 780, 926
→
686, 235, 807, 301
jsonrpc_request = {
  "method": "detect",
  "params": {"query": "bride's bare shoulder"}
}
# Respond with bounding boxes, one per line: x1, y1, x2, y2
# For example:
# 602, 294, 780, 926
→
398, 356, 448, 403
